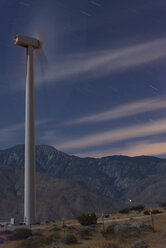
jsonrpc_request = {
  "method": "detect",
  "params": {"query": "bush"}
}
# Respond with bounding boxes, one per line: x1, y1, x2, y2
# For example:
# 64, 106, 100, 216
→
45, 220, 50, 224
117, 227, 141, 241
144, 210, 150, 215
46, 232, 60, 242
102, 225, 141, 241
101, 224, 116, 237
130, 240, 149, 248
114, 223, 129, 232
77, 226, 93, 238
104, 214, 110, 218
131, 222, 145, 228
119, 208, 130, 214
141, 225, 154, 232
35, 222, 41, 225
50, 226, 61, 232
77, 212, 97, 225
63, 226, 76, 232
130, 205, 145, 212
61, 234, 77, 244
17, 235, 52, 248
32, 230, 43, 236
143, 209, 163, 215
151, 209, 163, 214
8, 228, 32, 240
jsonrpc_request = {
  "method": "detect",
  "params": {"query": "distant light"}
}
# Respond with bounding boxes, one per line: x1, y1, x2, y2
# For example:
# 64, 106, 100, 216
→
129, 199, 132, 202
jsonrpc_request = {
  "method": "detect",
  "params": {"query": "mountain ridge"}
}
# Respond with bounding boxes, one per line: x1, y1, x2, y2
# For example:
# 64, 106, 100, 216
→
0, 144, 165, 220
0, 164, 123, 221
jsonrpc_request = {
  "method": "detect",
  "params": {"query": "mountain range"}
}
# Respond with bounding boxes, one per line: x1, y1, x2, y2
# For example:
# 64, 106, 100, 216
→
0, 144, 165, 221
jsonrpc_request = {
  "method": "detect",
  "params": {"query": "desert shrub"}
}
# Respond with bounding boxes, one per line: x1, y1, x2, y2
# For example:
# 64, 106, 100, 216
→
107, 224, 117, 231
141, 225, 153, 232
130, 205, 145, 212
114, 223, 129, 232
51, 226, 61, 232
131, 222, 145, 228
32, 229, 43, 236
61, 234, 77, 244
104, 214, 110, 218
8, 228, 32, 240
35, 222, 41, 225
117, 227, 141, 241
45, 220, 50, 224
101, 224, 116, 237
17, 235, 52, 248
63, 225, 75, 231
119, 208, 130, 214
77, 212, 97, 225
144, 210, 150, 215
130, 239, 149, 248
101, 243, 120, 248
102, 226, 141, 241
151, 209, 163, 214
86, 224, 97, 230
77, 226, 93, 238
47, 232, 60, 242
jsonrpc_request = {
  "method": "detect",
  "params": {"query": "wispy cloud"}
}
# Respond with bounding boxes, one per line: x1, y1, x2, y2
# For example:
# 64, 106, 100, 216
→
0, 123, 25, 143
61, 96, 166, 126
75, 140, 166, 158
0, 119, 49, 144
18, 1, 31, 7
56, 118, 166, 151
36, 37, 166, 85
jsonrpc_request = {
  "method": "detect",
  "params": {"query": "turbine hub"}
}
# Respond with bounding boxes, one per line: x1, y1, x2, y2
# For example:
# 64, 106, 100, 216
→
14, 35, 41, 49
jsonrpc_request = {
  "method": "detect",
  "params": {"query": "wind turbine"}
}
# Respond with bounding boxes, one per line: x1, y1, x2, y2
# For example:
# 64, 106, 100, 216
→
14, 35, 41, 225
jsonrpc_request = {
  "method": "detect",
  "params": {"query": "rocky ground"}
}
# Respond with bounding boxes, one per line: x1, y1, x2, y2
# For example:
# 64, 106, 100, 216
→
1, 206, 166, 248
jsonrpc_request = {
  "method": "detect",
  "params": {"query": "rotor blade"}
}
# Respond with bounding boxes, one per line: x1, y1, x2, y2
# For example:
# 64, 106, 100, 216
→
36, 29, 48, 77
36, 49, 48, 78
35, 34, 50, 117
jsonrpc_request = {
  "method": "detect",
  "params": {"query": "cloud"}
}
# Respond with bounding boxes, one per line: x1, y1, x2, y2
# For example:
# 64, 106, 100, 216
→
18, 2, 31, 7
0, 123, 24, 143
0, 119, 49, 144
36, 37, 166, 85
56, 118, 166, 151
75, 140, 166, 158
61, 96, 166, 126
40, 130, 57, 144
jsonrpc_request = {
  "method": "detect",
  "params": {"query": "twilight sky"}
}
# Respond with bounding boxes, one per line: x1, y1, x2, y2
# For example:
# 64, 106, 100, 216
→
1, 0, 166, 158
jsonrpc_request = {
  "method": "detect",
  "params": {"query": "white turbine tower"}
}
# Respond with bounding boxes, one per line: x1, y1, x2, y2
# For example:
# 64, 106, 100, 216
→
14, 35, 41, 225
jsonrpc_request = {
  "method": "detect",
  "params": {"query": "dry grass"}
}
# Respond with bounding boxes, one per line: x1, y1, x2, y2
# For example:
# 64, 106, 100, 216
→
1, 207, 166, 248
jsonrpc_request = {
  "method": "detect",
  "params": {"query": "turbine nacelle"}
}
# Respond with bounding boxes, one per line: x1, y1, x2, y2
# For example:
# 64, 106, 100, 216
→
14, 35, 41, 49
